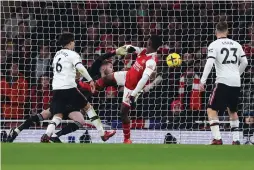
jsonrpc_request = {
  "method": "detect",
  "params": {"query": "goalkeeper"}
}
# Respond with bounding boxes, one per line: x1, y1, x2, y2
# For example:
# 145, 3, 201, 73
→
6, 47, 128, 143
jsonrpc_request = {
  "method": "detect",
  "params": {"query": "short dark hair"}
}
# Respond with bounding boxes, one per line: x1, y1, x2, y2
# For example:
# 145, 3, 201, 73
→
59, 33, 74, 47
216, 22, 228, 32
150, 35, 162, 50
101, 60, 112, 67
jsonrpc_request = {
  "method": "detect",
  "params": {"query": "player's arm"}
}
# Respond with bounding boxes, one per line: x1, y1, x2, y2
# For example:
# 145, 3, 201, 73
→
143, 75, 163, 92
238, 46, 248, 75
72, 54, 93, 82
125, 45, 145, 55
131, 59, 157, 97
200, 44, 216, 86
88, 51, 116, 78
89, 49, 127, 76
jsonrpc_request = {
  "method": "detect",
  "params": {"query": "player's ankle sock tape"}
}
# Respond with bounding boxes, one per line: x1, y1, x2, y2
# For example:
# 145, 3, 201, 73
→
210, 122, 219, 126
50, 117, 62, 127
209, 120, 219, 126
86, 107, 99, 120
45, 117, 62, 136
90, 116, 99, 122
49, 121, 57, 126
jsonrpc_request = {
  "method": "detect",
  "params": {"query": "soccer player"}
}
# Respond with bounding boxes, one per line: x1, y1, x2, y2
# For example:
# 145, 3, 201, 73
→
95, 35, 162, 143
40, 32, 117, 142
6, 46, 127, 143
200, 22, 248, 145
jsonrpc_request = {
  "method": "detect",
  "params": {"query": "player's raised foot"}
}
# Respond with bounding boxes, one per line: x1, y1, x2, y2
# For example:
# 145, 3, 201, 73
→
210, 139, 223, 145
232, 141, 240, 145
41, 134, 50, 143
123, 139, 132, 144
6, 128, 18, 143
101, 130, 116, 142
49, 136, 62, 143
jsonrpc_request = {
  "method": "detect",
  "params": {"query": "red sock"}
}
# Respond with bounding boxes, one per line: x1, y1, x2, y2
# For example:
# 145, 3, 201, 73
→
122, 123, 130, 140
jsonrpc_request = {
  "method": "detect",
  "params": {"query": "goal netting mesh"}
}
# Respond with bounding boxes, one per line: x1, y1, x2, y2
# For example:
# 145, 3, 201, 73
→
1, 1, 253, 144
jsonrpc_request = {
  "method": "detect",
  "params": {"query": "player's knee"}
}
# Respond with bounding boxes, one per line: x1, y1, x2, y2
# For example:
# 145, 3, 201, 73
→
40, 109, 52, 120
207, 108, 212, 113
207, 108, 217, 115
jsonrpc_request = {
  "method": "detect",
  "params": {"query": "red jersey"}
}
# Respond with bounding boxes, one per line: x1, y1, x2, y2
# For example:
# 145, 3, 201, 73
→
125, 48, 158, 90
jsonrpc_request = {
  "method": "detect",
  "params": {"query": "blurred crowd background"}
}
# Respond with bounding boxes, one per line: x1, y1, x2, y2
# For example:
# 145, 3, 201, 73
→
0, 1, 253, 135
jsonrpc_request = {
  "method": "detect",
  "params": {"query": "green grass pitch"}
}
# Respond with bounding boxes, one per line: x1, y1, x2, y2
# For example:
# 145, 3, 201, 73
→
1, 143, 254, 170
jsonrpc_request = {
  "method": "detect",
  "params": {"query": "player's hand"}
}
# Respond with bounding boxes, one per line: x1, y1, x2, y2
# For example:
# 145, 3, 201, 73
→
125, 45, 136, 53
200, 83, 205, 92
129, 96, 136, 108
116, 46, 127, 56
89, 81, 96, 93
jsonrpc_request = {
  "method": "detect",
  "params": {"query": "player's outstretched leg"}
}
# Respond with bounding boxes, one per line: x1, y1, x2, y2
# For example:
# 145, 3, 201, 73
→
95, 73, 117, 90
208, 108, 223, 145
7, 109, 51, 142
121, 103, 132, 144
50, 121, 83, 143
84, 103, 116, 141
68, 111, 116, 142
227, 108, 240, 145
52, 106, 116, 143
41, 114, 62, 143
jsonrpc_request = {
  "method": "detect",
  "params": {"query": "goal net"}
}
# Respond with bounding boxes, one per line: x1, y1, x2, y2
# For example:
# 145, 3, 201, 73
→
1, 1, 253, 144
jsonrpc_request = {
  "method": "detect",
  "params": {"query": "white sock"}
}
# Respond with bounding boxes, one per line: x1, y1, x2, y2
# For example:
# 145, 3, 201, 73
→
87, 107, 105, 136
45, 117, 62, 137
210, 120, 221, 140
14, 128, 20, 134
51, 134, 58, 137
230, 119, 240, 141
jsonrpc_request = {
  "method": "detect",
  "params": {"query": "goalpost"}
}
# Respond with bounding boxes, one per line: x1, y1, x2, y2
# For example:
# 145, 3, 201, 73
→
1, 1, 253, 144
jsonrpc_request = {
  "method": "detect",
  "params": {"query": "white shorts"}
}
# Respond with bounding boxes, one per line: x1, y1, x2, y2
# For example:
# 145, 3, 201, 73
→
122, 87, 142, 107
114, 71, 142, 107
113, 71, 127, 86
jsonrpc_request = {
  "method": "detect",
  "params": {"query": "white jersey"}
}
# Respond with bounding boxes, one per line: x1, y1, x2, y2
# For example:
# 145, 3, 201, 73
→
203, 38, 246, 87
52, 49, 81, 90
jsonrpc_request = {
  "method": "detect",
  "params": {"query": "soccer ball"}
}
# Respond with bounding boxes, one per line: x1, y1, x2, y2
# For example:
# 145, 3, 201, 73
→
166, 53, 182, 67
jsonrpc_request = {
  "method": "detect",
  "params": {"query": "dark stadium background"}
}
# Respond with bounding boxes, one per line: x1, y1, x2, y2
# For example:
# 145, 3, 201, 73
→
1, 1, 253, 133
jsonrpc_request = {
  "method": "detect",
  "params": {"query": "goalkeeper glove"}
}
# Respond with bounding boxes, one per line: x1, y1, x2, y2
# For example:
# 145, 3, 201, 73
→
116, 46, 127, 56
125, 45, 136, 53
